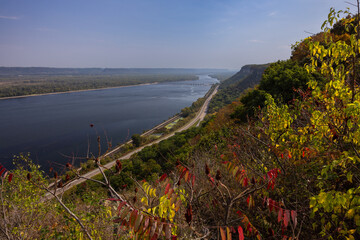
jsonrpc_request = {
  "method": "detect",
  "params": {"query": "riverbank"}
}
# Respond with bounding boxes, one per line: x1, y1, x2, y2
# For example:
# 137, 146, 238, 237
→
0, 82, 158, 100
0, 75, 218, 171
44, 84, 219, 199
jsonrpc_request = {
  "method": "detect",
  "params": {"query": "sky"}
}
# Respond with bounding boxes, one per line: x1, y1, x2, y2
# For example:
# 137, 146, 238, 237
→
0, 0, 353, 69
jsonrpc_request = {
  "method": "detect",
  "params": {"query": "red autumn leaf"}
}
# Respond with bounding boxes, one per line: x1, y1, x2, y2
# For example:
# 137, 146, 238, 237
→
0, 168, 5, 176
284, 210, 290, 227
107, 198, 123, 201
165, 183, 171, 195
8, 173, 13, 182
159, 173, 167, 182
185, 204, 193, 225
121, 219, 128, 227
180, 167, 187, 179
150, 233, 159, 240
246, 195, 250, 207
129, 210, 138, 228
220, 227, 226, 240
171, 236, 177, 240
117, 201, 127, 214
115, 160, 122, 172
278, 208, 283, 223
191, 175, 195, 187
268, 199, 274, 212
238, 226, 244, 240
208, 176, 215, 185
243, 177, 248, 187
247, 223, 252, 234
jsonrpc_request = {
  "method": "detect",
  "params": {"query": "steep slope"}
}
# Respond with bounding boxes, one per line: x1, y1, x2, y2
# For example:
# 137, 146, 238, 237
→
208, 63, 269, 113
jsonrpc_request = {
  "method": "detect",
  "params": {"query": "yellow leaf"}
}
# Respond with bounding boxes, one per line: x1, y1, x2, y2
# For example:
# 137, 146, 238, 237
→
347, 209, 355, 219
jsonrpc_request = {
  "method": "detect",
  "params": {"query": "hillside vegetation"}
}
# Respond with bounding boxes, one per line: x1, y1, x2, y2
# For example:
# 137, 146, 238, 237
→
1, 7, 360, 240
208, 64, 269, 113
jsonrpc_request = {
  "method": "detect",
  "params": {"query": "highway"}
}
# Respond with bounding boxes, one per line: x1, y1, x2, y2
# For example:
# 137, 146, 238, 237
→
44, 85, 218, 199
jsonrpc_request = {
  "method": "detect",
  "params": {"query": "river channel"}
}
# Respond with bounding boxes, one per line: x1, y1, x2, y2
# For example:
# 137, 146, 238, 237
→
0, 75, 218, 171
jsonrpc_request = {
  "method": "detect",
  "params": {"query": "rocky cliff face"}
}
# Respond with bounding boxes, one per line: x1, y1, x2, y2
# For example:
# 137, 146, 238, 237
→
208, 63, 269, 113
220, 64, 269, 90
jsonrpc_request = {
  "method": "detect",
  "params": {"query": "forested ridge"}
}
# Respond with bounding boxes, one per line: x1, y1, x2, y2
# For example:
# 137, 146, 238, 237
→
1, 7, 360, 240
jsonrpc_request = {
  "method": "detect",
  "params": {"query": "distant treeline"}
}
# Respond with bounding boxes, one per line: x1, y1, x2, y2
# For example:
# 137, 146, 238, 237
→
0, 74, 199, 98
0, 67, 230, 76
0, 67, 233, 98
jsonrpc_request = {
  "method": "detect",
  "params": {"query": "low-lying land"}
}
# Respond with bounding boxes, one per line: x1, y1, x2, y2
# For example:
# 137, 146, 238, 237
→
0, 67, 231, 98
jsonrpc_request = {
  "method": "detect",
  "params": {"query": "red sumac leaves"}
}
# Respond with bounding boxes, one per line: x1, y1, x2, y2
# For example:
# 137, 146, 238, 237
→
159, 173, 167, 182
8, 173, 13, 182
185, 204, 193, 225
238, 226, 244, 240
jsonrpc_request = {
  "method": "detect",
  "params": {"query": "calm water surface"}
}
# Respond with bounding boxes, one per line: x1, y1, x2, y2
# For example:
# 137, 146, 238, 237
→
0, 75, 218, 171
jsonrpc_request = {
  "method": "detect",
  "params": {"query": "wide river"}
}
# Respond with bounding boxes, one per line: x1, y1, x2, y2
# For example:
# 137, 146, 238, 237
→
0, 75, 218, 171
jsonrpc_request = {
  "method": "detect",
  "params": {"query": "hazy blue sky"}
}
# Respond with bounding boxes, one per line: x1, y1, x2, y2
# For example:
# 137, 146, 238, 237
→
0, 0, 352, 69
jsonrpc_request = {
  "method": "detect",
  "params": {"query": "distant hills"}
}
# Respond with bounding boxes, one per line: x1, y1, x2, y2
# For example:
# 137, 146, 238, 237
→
0, 67, 232, 76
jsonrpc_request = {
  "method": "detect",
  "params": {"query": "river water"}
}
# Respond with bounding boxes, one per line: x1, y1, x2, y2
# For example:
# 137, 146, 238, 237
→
0, 75, 218, 171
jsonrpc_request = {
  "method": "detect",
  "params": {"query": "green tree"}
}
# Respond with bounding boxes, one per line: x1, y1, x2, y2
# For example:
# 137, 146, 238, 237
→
131, 134, 142, 147
262, 7, 360, 239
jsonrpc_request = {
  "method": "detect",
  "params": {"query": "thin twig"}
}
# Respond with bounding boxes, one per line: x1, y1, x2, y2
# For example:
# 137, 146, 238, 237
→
42, 186, 93, 240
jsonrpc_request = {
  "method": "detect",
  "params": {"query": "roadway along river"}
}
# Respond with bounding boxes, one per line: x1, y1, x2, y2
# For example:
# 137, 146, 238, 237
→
0, 75, 218, 171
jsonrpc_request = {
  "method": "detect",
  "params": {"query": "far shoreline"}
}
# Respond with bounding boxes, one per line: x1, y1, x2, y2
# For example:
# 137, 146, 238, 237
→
0, 82, 159, 100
